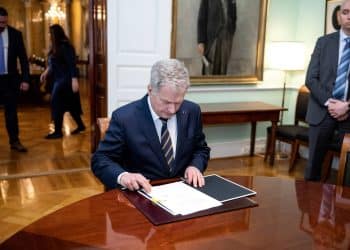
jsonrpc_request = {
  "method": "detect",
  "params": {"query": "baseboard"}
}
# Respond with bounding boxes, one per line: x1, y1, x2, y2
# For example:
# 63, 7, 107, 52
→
208, 138, 267, 159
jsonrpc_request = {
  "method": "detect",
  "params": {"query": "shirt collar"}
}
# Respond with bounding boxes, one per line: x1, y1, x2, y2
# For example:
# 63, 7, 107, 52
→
147, 95, 159, 122
340, 29, 350, 42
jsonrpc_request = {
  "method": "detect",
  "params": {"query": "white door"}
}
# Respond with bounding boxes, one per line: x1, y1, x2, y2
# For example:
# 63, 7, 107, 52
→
107, 0, 172, 114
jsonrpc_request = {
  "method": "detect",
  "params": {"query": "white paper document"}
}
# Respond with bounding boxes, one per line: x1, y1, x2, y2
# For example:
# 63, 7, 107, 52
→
138, 181, 222, 216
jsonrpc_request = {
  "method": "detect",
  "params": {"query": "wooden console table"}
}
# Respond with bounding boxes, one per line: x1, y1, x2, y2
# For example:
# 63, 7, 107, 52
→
199, 102, 286, 165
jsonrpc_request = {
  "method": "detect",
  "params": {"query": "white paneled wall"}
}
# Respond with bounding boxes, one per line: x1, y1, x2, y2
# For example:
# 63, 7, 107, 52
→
107, 0, 172, 115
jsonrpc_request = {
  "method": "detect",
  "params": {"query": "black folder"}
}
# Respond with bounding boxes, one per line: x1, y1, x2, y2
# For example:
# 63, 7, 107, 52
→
194, 174, 256, 202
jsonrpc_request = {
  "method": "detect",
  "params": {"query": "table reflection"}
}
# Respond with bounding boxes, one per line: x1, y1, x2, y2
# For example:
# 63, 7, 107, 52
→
295, 181, 350, 249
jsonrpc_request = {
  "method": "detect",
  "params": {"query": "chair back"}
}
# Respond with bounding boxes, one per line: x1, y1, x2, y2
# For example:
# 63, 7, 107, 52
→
97, 117, 111, 140
338, 133, 350, 186
294, 85, 310, 125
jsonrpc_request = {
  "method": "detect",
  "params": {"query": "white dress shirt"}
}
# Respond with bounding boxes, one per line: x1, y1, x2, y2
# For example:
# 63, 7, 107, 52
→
0, 27, 9, 73
338, 30, 350, 101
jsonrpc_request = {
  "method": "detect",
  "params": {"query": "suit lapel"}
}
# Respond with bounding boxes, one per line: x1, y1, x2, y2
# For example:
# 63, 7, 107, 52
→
331, 32, 340, 75
175, 106, 188, 163
138, 96, 166, 165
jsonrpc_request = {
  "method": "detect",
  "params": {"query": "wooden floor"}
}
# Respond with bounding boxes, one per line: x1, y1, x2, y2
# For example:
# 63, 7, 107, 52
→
0, 78, 335, 243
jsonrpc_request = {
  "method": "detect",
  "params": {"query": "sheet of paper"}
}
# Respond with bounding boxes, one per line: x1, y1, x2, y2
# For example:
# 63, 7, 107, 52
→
139, 181, 222, 216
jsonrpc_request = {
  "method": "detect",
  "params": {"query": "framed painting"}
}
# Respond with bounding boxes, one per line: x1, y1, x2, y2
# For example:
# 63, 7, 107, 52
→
171, 0, 268, 85
325, 0, 342, 34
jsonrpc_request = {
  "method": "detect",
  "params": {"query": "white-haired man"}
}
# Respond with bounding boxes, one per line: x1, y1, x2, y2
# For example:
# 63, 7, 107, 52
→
92, 59, 210, 191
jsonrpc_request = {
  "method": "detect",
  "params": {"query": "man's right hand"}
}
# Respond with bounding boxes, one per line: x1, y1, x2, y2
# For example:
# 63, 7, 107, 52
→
120, 173, 152, 193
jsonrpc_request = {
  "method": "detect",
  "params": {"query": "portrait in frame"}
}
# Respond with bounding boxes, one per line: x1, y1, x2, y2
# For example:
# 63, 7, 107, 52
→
325, 0, 342, 34
171, 0, 268, 85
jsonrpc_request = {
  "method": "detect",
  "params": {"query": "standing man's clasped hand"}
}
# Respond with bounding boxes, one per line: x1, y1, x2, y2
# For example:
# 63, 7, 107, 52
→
328, 99, 349, 121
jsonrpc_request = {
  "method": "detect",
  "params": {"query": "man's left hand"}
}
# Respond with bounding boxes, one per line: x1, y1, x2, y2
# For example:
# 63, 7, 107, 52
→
328, 99, 349, 119
184, 166, 205, 188
20, 82, 29, 91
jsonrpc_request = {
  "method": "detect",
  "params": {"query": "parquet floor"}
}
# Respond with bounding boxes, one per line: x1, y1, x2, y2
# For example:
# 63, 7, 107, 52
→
0, 78, 335, 243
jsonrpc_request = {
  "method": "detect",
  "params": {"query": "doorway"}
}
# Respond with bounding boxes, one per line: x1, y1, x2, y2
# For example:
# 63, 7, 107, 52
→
0, 0, 107, 179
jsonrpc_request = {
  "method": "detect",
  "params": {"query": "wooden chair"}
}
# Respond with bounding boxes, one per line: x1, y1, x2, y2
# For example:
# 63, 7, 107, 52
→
97, 117, 111, 140
337, 133, 350, 186
264, 85, 309, 171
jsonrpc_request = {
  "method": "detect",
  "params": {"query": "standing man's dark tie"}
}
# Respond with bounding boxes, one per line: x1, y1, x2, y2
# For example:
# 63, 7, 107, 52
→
333, 37, 350, 100
160, 118, 175, 170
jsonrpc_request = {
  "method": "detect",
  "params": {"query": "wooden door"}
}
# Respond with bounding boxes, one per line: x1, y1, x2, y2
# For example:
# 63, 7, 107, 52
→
89, 0, 107, 152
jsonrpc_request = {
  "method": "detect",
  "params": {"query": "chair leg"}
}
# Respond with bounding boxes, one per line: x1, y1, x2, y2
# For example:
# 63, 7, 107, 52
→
264, 131, 271, 162
321, 151, 333, 182
289, 141, 300, 172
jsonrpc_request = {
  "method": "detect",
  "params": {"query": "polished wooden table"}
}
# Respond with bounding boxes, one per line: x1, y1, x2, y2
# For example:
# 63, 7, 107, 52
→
2, 176, 350, 250
200, 102, 285, 165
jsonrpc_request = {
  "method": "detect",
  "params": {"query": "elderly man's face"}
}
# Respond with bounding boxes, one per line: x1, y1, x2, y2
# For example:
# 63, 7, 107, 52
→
148, 84, 186, 119
0, 15, 8, 32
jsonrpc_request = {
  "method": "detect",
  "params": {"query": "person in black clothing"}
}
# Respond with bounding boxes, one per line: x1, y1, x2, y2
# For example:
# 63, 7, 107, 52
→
40, 24, 85, 139
197, 0, 237, 75
0, 7, 29, 152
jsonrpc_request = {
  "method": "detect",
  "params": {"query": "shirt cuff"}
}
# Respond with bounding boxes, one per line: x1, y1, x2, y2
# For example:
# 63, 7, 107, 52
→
325, 99, 331, 106
117, 172, 128, 186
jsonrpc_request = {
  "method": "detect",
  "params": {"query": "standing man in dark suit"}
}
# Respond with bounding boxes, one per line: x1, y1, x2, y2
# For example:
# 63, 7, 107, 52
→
305, 0, 350, 181
92, 59, 210, 191
0, 7, 30, 152
197, 0, 237, 75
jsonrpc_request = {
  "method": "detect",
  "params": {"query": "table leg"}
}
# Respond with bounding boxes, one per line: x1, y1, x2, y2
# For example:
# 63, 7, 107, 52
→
250, 122, 256, 156
269, 121, 277, 166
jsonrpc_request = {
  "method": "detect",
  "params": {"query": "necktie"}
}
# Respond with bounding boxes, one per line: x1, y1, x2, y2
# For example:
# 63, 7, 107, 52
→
333, 37, 350, 100
160, 118, 175, 170
0, 34, 5, 74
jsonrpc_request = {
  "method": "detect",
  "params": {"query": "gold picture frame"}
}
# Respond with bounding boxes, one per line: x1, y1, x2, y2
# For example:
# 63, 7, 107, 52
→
171, 0, 268, 85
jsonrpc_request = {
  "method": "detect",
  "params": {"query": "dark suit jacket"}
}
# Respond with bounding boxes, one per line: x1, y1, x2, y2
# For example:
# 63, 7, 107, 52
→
91, 95, 211, 190
305, 32, 340, 126
6, 26, 30, 83
197, 0, 237, 48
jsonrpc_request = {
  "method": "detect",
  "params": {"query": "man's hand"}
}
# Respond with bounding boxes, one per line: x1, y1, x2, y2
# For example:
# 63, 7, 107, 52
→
120, 173, 152, 193
184, 166, 205, 188
328, 99, 349, 119
20, 82, 29, 91
72, 78, 79, 93
337, 113, 349, 121
197, 43, 205, 55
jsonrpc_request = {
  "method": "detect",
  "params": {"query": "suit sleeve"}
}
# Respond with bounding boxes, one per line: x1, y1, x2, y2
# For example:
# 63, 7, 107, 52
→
305, 37, 332, 105
91, 111, 127, 190
17, 31, 30, 83
189, 105, 210, 172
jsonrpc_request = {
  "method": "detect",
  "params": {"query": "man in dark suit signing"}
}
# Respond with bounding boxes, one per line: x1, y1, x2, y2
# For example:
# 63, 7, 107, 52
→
305, 0, 350, 182
0, 7, 30, 152
92, 59, 210, 191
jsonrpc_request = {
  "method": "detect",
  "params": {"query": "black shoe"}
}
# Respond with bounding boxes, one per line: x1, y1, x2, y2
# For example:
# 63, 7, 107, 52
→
71, 126, 86, 135
10, 141, 28, 152
45, 132, 63, 139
